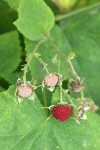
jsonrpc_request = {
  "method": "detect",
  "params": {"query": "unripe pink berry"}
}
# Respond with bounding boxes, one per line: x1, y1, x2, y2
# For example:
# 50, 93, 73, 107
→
17, 84, 32, 98
44, 73, 59, 87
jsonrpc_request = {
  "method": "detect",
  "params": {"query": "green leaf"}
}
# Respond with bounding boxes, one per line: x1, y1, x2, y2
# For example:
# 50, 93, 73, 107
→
0, 86, 5, 92
0, 86, 100, 149
0, 86, 46, 149
0, 31, 22, 76
14, 0, 54, 41
2, 71, 23, 84
60, 4, 100, 104
52, 87, 60, 105
0, 0, 17, 34
4, 0, 20, 10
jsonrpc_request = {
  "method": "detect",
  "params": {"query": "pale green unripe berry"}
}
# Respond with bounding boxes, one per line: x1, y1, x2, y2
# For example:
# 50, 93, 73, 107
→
52, 0, 77, 11
59, 0, 77, 9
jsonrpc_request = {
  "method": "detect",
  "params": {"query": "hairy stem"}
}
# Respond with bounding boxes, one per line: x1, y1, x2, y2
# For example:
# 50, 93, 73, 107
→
68, 60, 77, 77
57, 54, 60, 74
22, 38, 46, 84
68, 59, 80, 83
36, 57, 49, 74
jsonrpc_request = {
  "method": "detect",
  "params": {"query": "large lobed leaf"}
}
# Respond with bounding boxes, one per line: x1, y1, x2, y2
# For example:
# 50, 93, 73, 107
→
0, 86, 100, 150
14, 0, 54, 41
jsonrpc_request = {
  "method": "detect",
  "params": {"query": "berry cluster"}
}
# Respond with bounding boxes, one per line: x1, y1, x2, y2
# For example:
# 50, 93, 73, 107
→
15, 53, 98, 123
16, 73, 74, 122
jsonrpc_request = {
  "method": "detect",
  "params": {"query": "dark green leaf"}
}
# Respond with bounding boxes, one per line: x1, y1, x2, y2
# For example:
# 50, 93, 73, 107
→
0, 0, 17, 34
4, 0, 20, 10
0, 31, 22, 76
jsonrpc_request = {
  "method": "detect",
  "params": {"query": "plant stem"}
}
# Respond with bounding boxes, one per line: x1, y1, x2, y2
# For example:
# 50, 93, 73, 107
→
22, 38, 46, 84
36, 57, 49, 74
80, 90, 84, 101
57, 53, 60, 74
46, 114, 52, 122
68, 60, 77, 77
59, 84, 63, 103
43, 89, 48, 115
55, 2, 100, 21
68, 59, 80, 82
59, 77, 63, 104
67, 94, 75, 106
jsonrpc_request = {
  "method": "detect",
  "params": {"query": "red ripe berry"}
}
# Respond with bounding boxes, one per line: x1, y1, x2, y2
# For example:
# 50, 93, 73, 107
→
44, 73, 58, 87
17, 84, 32, 98
51, 104, 73, 122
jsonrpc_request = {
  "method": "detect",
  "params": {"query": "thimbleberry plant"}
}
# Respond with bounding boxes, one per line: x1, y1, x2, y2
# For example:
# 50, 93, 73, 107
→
0, 0, 100, 150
